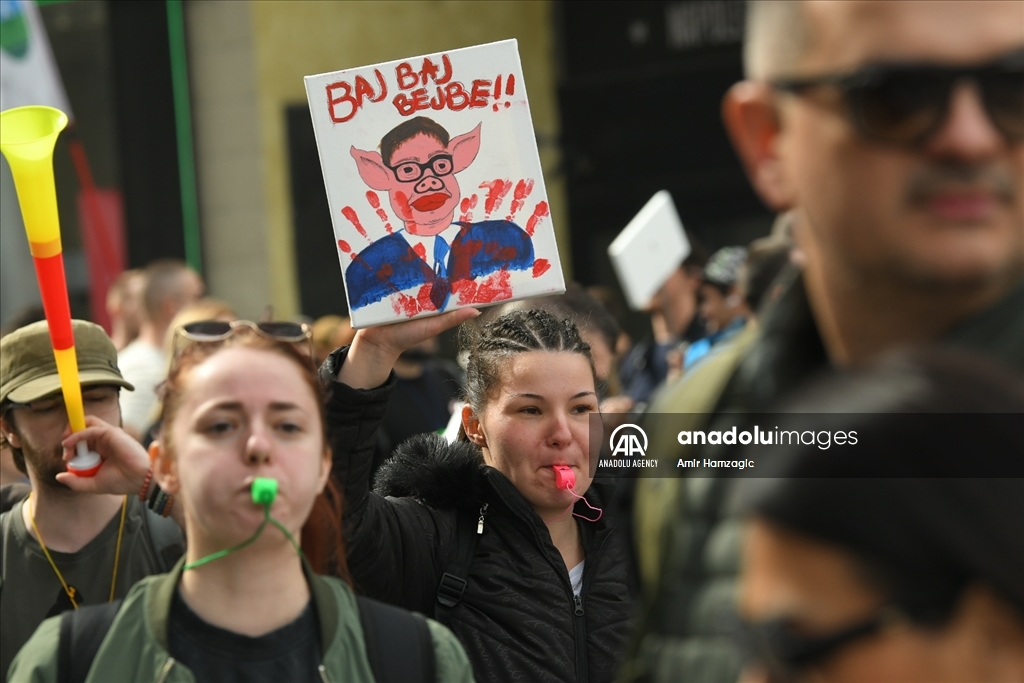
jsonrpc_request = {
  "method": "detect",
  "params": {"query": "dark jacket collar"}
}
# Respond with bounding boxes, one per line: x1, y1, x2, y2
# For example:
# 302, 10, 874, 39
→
721, 268, 830, 412
374, 432, 614, 541
723, 270, 1024, 413
943, 277, 1024, 372
373, 433, 486, 511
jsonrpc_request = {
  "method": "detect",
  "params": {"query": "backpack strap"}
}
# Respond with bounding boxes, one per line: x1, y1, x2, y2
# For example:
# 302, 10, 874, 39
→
434, 504, 485, 625
1, 486, 31, 592
356, 595, 435, 683
0, 508, 13, 598
57, 600, 123, 683
57, 595, 434, 683
144, 508, 186, 572
0, 482, 32, 514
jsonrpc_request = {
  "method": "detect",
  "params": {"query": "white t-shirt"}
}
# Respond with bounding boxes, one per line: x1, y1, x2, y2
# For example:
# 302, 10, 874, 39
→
117, 340, 167, 434
569, 560, 585, 597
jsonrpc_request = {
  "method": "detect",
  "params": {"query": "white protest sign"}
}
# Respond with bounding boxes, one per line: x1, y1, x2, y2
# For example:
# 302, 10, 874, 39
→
608, 190, 691, 310
304, 39, 564, 328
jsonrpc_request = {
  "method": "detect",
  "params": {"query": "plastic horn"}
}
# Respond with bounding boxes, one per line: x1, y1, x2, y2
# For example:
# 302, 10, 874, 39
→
0, 106, 102, 476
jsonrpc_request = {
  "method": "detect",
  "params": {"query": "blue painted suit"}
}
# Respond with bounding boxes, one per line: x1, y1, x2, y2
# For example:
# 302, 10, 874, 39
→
346, 220, 534, 311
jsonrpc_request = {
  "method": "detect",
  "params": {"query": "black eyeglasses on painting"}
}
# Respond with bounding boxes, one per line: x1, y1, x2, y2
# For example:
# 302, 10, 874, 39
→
388, 154, 455, 183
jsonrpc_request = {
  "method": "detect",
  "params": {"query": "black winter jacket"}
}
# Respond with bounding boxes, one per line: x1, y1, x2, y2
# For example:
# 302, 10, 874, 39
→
322, 348, 636, 683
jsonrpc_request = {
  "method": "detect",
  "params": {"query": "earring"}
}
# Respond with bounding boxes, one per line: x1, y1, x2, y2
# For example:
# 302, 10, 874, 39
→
462, 423, 482, 446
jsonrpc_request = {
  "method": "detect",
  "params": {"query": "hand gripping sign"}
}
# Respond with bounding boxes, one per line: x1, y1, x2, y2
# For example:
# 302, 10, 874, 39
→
304, 39, 565, 328
0, 105, 101, 476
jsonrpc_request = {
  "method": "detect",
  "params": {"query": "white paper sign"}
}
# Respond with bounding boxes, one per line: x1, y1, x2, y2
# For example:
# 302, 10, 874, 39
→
304, 39, 564, 328
608, 191, 691, 310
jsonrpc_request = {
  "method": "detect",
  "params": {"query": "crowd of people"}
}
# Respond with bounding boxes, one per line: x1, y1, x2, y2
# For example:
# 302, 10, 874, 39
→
1, 1, 1022, 681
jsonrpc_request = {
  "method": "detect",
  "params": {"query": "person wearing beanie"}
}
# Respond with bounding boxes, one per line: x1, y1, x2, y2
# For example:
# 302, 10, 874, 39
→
0, 320, 184, 678
683, 246, 752, 371
733, 350, 1024, 683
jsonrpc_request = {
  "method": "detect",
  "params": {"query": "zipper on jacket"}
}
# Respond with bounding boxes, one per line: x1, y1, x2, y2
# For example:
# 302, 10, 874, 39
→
318, 664, 331, 683
155, 658, 176, 683
570, 522, 616, 683
477, 503, 489, 534
572, 592, 588, 682
490, 473, 598, 681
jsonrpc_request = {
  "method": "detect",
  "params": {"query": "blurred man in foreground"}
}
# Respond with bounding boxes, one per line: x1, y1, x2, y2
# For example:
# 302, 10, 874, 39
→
625, 1, 1024, 681
728, 0, 1024, 368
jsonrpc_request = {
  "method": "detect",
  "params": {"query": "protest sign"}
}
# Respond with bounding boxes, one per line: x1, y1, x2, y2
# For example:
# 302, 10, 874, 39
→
305, 39, 564, 328
608, 191, 691, 310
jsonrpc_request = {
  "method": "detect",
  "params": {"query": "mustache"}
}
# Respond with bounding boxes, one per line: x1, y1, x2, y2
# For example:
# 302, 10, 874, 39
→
907, 164, 1017, 206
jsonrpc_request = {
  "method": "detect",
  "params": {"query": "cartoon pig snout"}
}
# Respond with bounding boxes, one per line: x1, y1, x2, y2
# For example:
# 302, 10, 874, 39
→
414, 174, 446, 194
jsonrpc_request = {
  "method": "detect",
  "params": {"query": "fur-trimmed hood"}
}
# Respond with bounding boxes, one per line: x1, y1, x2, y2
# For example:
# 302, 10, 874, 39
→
372, 433, 487, 511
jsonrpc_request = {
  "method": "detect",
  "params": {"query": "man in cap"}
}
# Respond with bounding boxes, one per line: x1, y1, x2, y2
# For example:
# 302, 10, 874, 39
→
0, 320, 184, 678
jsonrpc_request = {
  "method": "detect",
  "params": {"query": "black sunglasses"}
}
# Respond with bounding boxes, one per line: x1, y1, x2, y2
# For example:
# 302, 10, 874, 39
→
730, 607, 906, 682
387, 153, 454, 183
772, 47, 1024, 146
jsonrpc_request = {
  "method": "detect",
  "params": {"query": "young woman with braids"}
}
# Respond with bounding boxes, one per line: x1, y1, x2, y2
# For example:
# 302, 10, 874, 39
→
323, 307, 636, 683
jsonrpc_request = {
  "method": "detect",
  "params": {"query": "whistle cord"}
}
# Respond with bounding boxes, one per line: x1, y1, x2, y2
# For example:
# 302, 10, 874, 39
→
26, 493, 127, 608
267, 516, 303, 556
109, 496, 128, 600
549, 486, 604, 524
182, 504, 303, 571
566, 486, 604, 523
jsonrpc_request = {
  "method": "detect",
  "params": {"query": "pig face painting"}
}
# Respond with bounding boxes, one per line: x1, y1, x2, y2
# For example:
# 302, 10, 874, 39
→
344, 116, 535, 314
351, 118, 480, 236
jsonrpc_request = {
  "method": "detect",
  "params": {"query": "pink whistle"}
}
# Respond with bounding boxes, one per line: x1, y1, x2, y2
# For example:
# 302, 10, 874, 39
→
553, 465, 575, 490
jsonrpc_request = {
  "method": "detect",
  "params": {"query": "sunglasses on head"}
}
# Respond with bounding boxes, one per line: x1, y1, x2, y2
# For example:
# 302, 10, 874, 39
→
730, 607, 906, 683
771, 47, 1024, 146
173, 320, 312, 358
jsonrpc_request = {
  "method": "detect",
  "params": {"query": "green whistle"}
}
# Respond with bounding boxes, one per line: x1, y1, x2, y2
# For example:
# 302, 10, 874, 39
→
251, 477, 278, 506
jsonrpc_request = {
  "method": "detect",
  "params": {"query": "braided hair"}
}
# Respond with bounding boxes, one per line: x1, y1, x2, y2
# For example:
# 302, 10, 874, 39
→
461, 309, 594, 418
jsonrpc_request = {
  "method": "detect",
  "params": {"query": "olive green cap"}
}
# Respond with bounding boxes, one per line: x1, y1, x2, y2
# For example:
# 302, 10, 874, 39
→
0, 319, 134, 405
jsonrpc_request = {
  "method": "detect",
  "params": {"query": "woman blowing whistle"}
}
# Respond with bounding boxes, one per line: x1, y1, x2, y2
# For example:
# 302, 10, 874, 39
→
323, 307, 636, 683
11, 321, 472, 683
